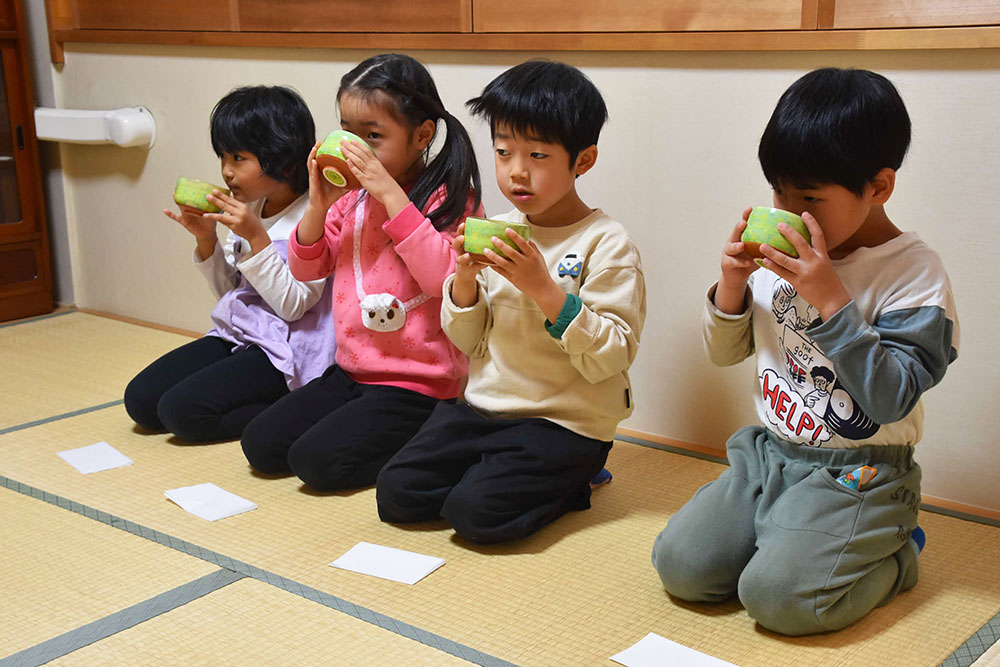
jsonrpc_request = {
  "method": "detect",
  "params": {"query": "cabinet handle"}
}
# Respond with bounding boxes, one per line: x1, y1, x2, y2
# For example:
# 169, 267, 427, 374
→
16, 125, 24, 150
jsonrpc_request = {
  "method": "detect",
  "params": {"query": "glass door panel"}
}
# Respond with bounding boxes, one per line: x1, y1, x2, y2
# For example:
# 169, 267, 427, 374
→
0, 49, 21, 225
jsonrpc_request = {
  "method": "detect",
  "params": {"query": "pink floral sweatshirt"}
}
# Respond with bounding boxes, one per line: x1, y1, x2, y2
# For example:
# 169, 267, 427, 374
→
289, 188, 480, 399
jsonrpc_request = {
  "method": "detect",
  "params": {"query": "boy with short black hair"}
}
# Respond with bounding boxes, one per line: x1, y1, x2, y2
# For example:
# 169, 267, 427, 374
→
651, 67, 960, 635
376, 60, 646, 544
125, 85, 334, 443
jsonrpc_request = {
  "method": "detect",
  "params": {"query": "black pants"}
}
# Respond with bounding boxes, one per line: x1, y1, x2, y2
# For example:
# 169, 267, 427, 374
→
376, 401, 612, 545
241, 365, 441, 491
124, 336, 289, 443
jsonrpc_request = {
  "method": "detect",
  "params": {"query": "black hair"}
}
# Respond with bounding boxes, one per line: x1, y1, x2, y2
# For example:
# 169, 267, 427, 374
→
210, 85, 315, 194
811, 365, 836, 382
758, 67, 911, 197
338, 53, 481, 231
466, 60, 608, 165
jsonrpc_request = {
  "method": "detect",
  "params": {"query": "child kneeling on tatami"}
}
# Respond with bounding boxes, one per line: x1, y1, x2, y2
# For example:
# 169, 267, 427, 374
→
376, 60, 646, 544
651, 68, 960, 636
125, 86, 334, 443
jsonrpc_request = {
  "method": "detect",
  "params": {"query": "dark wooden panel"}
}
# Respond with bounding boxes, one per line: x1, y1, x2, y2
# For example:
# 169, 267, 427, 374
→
238, 0, 472, 33
0, 0, 13, 31
0, 159, 21, 224
0, 245, 35, 285
0, 242, 52, 324
74, 0, 234, 31
473, 0, 804, 32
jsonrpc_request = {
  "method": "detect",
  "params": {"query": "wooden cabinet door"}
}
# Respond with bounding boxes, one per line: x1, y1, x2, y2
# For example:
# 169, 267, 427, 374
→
831, 0, 1000, 28
473, 0, 806, 32
72, 0, 235, 31
238, 0, 473, 33
0, 0, 53, 322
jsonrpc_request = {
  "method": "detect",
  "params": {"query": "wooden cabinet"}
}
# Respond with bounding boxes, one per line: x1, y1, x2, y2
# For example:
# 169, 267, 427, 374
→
238, 0, 472, 33
72, 0, 234, 31
830, 0, 1000, 29
0, 0, 53, 322
473, 0, 807, 33
38, 0, 1000, 62
50, 0, 473, 35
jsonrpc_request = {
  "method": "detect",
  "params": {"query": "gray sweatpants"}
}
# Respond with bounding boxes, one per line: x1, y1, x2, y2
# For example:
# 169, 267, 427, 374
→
651, 425, 921, 636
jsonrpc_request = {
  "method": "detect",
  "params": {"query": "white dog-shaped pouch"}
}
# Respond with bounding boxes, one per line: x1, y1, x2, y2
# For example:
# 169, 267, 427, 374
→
352, 193, 430, 333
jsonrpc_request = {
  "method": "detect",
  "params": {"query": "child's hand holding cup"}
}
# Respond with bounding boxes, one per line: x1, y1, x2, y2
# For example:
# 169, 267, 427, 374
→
173, 177, 231, 216
741, 206, 812, 259
315, 130, 373, 190
462, 217, 532, 265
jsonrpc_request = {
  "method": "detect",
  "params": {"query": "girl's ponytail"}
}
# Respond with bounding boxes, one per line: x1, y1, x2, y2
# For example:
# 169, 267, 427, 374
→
414, 108, 481, 230
339, 54, 481, 230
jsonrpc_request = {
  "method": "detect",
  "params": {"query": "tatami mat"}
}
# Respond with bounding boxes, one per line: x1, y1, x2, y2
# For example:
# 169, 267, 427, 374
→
49, 577, 471, 666
0, 311, 193, 430
3, 398, 999, 665
1, 486, 217, 656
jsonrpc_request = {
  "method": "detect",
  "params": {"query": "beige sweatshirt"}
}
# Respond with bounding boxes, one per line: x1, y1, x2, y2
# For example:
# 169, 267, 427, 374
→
442, 208, 646, 441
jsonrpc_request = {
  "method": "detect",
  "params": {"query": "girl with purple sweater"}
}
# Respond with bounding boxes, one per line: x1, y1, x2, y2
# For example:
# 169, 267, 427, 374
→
124, 86, 336, 443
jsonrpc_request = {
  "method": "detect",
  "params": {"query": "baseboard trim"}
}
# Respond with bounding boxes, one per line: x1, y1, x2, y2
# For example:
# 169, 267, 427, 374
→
76, 307, 201, 338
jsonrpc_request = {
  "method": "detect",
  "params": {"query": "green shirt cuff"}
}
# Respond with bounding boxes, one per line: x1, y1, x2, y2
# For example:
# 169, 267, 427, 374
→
545, 293, 582, 339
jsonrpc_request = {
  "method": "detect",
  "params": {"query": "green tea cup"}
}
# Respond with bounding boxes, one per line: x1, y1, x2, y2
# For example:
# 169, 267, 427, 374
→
173, 177, 230, 214
463, 217, 531, 261
742, 206, 811, 258
316, 130, 371, 189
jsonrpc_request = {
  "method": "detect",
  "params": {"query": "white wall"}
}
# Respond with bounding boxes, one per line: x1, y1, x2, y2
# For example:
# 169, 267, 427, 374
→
48, 44, 1000, 513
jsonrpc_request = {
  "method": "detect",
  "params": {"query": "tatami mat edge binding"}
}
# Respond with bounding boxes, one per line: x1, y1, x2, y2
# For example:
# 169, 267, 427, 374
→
0, 474, 515, 667
0, 569, 245, 667
0, 400, 124, 437
944, 612, 1000, 667
0, 309, 75, 330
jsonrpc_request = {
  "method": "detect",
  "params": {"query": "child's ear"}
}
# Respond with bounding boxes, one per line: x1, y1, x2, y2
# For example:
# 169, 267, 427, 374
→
869, 167, 896, 205
414, 119, 436, 151
574, 145, 598, 177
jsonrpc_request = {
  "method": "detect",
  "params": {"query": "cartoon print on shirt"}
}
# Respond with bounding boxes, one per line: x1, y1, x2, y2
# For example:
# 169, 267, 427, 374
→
760, 279, 880, 445
557, 253, 583, 278
824, 380, 880, 440
772, 281, 818, 329
779, 324, 819, 392
759, 368, 831, 445
804, 365, 835, 412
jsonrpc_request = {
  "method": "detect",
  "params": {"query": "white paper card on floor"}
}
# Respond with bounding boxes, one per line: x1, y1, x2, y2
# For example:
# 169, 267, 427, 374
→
611, 633, 737, 667
57, 441, 133, 474
330, 541, 445, 585
164, 482, 257, 521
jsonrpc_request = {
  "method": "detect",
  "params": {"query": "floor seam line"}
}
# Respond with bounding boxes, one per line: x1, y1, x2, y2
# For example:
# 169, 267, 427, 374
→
0, 400, 125, 436
0, 476, 517, 667
0, 569, 244, 667
0, 310, 76, 330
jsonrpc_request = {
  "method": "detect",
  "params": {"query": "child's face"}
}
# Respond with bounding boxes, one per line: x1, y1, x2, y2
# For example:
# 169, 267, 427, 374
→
492, 125, 592, 226
220, 151, 281, 203
338, 92, 431, 184
772, 182, 875, 259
